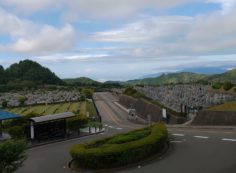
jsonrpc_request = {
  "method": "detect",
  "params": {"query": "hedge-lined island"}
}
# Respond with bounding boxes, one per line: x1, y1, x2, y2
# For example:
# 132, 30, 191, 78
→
70, 123, 168, 171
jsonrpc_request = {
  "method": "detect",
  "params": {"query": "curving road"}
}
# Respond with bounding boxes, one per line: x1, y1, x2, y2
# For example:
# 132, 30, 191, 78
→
17, 92, 236, 173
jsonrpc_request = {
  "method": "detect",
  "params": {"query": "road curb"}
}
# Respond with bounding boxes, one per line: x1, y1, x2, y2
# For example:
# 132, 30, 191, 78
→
27, 130, 105, 149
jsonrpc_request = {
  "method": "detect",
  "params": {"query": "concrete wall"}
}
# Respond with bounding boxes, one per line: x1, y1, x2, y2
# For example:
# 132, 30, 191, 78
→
119, 95, 162, 122
192, 110, 236, 125
119, 95, 186, 124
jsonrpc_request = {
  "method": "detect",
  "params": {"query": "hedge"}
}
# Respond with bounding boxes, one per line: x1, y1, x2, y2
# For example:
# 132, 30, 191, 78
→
70, 123, 168, 169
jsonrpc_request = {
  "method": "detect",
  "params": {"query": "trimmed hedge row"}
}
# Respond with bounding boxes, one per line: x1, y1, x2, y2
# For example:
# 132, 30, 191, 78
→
70, 123, 168, 169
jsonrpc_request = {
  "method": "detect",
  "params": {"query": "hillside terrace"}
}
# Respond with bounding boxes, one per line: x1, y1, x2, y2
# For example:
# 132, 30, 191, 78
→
0, 90, 81, 107
136, 85, 236, 112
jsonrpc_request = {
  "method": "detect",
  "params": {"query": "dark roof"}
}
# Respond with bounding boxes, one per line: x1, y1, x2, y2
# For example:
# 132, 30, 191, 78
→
0, 110, 20, 121
29, 112, 75, 123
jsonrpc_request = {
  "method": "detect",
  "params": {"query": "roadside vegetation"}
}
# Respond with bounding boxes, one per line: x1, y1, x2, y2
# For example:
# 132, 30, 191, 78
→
211, 81, 235, 93
70, 123, 168, 169
0, 140, 27, 173
208, 101, 236, 112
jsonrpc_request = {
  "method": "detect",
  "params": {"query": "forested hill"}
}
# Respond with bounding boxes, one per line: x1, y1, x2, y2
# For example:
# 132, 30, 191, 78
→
64, 77, 100, 86
206, 68, 236, 83
0, 60, 63, 86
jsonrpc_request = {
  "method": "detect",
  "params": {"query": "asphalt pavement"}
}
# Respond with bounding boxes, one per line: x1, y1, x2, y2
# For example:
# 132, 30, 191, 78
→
16, 92, 236, 173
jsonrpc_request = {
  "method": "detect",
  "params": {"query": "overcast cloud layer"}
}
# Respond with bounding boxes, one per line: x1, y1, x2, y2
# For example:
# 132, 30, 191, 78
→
0, 0, 236, 81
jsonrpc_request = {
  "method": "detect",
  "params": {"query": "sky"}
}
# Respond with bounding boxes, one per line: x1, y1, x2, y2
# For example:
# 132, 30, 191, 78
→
0, 0, 236, 81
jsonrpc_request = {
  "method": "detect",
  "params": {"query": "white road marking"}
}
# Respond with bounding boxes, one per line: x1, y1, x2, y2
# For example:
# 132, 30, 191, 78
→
170, 140, 183, 143
222, 138, 236, 142
194, 136, 209, 139
108, 126, 113, 128
116, 127, 123, 130
171, 133, 185, 137
104, 124, 108, 127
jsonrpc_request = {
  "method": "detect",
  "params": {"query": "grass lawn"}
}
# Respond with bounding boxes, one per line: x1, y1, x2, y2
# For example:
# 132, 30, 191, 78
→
86, 101, 98, 117
79, 102, 86, 115
208, 101, 236, 112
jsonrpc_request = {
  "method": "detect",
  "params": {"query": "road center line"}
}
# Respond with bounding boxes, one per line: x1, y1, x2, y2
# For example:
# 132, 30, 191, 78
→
222, 138, 236, 142
194, 136, 209, 139
171, 133, 185, 136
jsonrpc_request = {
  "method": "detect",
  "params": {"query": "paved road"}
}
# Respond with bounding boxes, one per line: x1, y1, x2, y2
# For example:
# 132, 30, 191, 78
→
17, 92, 236, 173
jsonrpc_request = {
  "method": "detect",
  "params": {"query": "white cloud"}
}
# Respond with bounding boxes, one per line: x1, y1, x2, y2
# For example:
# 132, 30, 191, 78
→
64, 0, 195, 20
0, 8, 76, 55
0, 0, 62, 14
92, 16, 193, 43
92, 6, 236, 57
207, 0, 236, 14
36, 53, 109, 63
0, 8, 36, 37
6, 24, 76, 54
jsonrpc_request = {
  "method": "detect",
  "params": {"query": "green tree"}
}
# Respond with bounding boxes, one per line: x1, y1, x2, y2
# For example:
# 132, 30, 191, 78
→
67, 114, 88, 132
0, 140, 27, 173
18, 96, 27, 107
223, 82, 233, 91
2, 100, 8, 108
82, 88, 94, 99
0, 65, 5, 84
212, 83, 222, 89
79, 95, 86, 102
8, 126, 25, 139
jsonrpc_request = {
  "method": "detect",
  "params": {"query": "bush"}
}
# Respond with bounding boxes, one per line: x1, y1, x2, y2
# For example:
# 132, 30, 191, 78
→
82, 88, 94, 99
67, 115, 88, 131
123, 87, 145, 99
234, 88, 236, 92
70, 123, 168, 169
212, 83, 222, 90
0, 140, 26, 173
223, 82, 234, 91
8, 126, 25, 139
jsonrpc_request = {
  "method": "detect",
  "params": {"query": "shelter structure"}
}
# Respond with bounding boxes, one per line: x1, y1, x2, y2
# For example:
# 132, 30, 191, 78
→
0, 110, 20, 139
28, 112, 75, 141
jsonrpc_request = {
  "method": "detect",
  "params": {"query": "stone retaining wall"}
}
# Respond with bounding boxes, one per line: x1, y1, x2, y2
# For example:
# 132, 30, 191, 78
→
192, 110, 236, 125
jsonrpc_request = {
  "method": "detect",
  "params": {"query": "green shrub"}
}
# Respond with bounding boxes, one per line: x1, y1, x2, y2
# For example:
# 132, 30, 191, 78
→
0, 140, 27, 173
107, 129, 150, 144
70, 123, 167, 169
8, 126, 25, 139
212, 83, 222, 89
123, 87, 145, 99
67, 115, 88, 131
223, 82, 234, 91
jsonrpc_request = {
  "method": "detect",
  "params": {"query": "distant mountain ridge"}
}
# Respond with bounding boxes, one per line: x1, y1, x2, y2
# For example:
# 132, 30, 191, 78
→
124, 72, 207, 86
1, 59, 235, 88
122, 68, 236, 86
